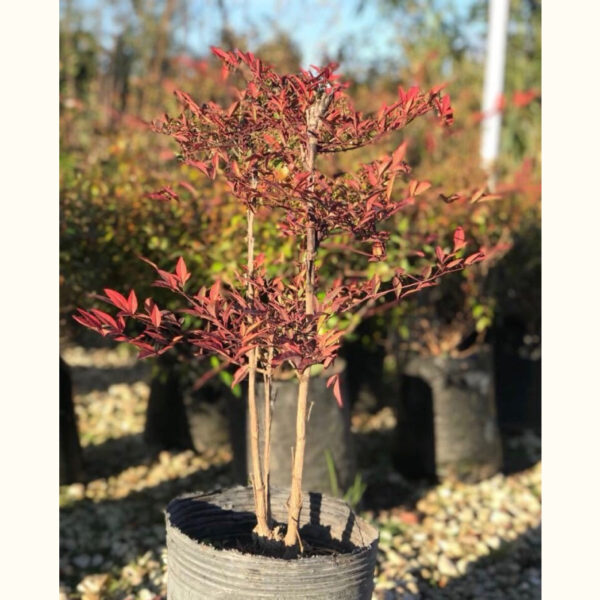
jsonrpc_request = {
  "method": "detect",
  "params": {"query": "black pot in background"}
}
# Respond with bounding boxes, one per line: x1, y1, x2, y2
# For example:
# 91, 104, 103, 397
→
341, 324, 387, 413
492, 320, 541, 434
395, 346, 502, 483
488, 227, 541, 435
143, 358, 194, 451
394, 371, 436, 480
165, 486, 378, 599
144, 355, 231, 453
60, 357, 84, 484
184, 388, 231, 452
230, 361, 356, 496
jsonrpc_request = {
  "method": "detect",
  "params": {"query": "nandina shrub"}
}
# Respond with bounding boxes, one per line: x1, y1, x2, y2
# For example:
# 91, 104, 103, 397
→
377, 111, 540, 358
60, 127, 247, 335
60, 49, 298, 340
75, 48, 484, 555
324, 68, 540, 359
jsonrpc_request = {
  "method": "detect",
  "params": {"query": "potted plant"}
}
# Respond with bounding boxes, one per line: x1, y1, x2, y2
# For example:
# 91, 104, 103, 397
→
370, 97, 539, 482
74, 47, 483, 598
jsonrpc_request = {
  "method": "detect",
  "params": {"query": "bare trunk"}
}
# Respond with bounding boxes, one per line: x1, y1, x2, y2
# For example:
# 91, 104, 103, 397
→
284, 368, 310, 546
284, 93, 331, 549
262, 344, 274, 525
246, 208, 271, 537
248, 348, 270, 536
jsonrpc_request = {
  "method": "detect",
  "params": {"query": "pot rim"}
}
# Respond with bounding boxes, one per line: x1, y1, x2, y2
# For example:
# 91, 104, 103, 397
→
166, 485, 378, 565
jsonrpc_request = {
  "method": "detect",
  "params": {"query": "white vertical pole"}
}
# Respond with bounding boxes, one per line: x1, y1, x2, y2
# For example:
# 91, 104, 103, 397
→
480, 0, 510, 179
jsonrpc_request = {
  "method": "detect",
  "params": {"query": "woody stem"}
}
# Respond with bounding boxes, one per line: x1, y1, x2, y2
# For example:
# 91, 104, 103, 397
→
246, 207, 270, 537
284, 93, 331, 548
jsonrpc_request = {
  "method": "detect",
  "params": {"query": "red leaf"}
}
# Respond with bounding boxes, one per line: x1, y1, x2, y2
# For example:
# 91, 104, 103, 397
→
156, 269, 178, 288
89, 309, 118, 330
72, 309, 100, 330
429, 83, 447, 96
178, 180, 198, 197
469, 186, 485, 204
226, 100, 240, 117
390, 141, 407, 169
435, 246, 445, 263
326, 373, 343, 408
186, 160, 210, 177
211, 153, 219, 179
263, 132, 278, 147
231, 364, 249, 387
210, 46, 231, 62
138, 347, 157, 359
465, 251, 485, 265
439, 193, 462, 204
151, 304, 162, 328
128, 290, 138, 313
147, 187, 179, 201
414, 180, 432, 196
513, 89, 539, 108
104, 288, 129, 312
453, 227, 466, 252
407, 180, 418, 197
176, 256, 190, 285
446, 258, 463, 269
475, 193, 503, 203
209, 280, 221, 302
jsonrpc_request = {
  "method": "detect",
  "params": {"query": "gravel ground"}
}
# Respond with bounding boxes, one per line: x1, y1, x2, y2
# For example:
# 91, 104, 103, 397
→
60, 345, 541, 600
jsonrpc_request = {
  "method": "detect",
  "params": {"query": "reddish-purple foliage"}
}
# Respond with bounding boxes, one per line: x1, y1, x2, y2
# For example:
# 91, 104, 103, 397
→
75, 47, 483, 399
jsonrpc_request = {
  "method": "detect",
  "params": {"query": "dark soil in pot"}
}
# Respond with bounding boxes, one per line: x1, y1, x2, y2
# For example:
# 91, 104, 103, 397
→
394, 346, 502, 483
165, 486, 378, 599
230, 361, 356, 496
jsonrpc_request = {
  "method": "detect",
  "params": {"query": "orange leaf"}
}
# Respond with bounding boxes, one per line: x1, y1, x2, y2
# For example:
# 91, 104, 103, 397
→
176, 256, 190, 285
414, 180, 431, 195
453, 227, 466, 252
326, 373, 343, 408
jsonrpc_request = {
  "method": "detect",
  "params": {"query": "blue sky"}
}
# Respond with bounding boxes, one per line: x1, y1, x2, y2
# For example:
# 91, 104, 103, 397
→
72, 0, 481, 72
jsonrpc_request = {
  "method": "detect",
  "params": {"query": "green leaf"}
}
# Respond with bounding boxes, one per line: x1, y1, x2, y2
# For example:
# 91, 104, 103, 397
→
476, 316, 492, 332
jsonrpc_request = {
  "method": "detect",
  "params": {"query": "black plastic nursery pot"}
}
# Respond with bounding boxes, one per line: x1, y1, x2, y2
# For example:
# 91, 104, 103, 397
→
492, 321, 541, 434
60, 357, 84, 484
144, 357, 231, 453
395, 346, 502, 483
165, 486, 379, 599
230, 360, 356, 496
